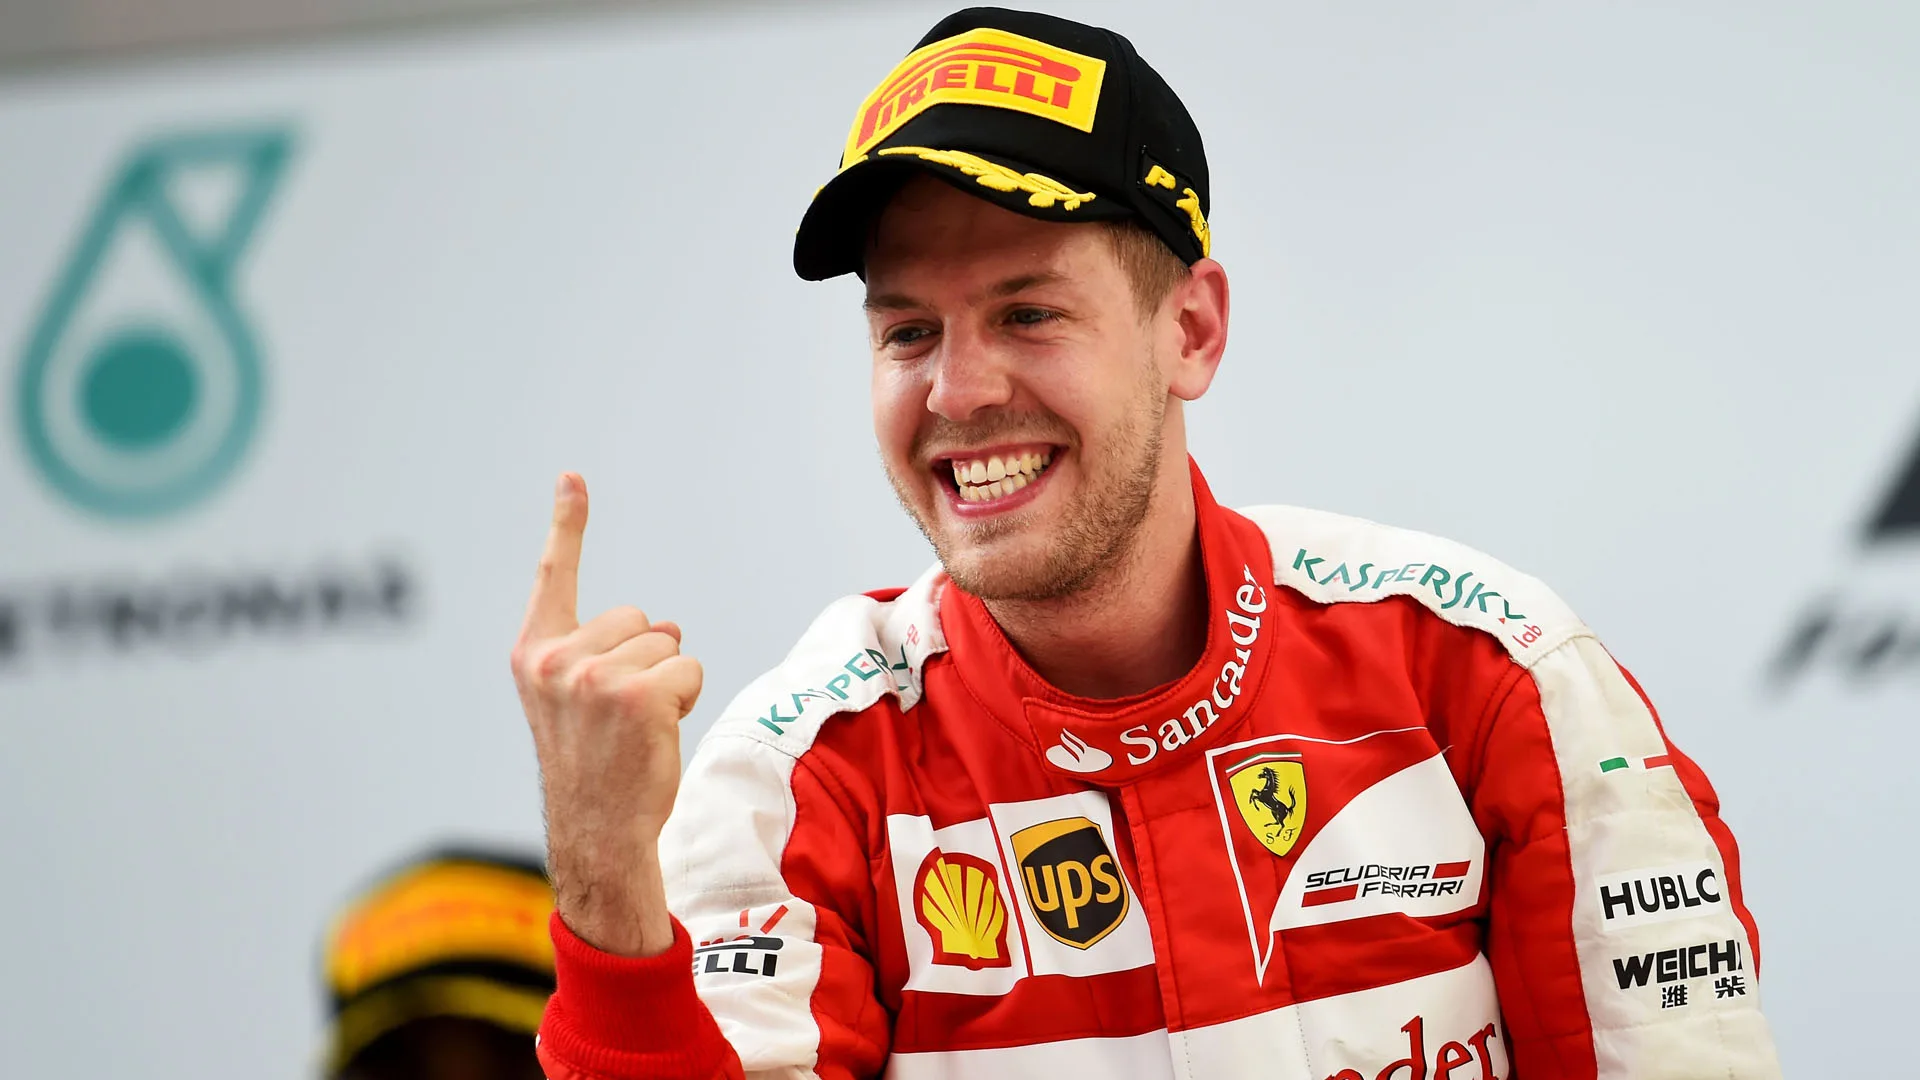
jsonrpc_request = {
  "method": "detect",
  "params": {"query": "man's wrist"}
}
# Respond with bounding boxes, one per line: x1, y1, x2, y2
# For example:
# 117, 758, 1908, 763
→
552, 845, 676, 957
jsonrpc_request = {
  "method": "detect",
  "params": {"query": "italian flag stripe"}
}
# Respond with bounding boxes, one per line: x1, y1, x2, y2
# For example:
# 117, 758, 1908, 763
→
1600, 755, 1674, 773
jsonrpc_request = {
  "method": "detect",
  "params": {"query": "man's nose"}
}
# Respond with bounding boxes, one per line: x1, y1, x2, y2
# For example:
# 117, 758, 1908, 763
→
924, 328, 1015, 422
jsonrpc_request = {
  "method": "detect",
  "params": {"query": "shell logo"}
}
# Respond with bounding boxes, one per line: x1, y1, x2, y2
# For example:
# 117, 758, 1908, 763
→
911, 849, 1011, 969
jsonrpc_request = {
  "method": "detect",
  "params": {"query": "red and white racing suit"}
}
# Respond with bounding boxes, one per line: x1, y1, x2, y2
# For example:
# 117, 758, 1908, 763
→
537, 460, 1780, 1080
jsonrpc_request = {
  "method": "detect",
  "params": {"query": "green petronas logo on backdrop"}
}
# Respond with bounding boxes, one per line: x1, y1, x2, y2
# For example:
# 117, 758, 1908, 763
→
14, 126, 295, 519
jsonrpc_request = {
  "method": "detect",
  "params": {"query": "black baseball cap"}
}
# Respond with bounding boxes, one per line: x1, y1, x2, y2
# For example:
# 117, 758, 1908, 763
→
793, 7, 1211, 281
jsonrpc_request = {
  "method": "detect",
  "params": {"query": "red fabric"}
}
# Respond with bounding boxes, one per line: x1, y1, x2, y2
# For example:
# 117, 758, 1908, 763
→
777, 757, 892, 1077
1466, 662, 1595, 1078
537, 914, 742, 1080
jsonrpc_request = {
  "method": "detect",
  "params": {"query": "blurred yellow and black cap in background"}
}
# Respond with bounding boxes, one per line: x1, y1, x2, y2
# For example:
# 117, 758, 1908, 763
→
320, 848, 554, 1077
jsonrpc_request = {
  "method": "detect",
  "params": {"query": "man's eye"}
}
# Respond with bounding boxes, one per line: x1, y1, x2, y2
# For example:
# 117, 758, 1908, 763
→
886, 326, 934, 346
1009, 308, 1058, 327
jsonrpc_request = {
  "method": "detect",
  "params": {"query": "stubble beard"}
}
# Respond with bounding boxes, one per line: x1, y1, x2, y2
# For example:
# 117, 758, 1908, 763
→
886, 361, 1168, 603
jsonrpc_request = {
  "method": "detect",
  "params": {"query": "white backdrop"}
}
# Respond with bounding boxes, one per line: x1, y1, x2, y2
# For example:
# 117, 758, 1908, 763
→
2, 2, 1915, 1075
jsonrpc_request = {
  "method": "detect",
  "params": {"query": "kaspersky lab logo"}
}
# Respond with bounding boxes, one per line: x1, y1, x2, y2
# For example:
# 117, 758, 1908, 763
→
14, 126, 294, 519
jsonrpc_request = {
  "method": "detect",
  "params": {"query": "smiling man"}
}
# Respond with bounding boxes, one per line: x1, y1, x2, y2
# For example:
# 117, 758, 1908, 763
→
509, 8, 1780, 1080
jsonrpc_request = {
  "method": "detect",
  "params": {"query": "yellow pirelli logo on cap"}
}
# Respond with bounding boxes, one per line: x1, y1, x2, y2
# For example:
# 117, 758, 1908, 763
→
844, 28, 1107, 160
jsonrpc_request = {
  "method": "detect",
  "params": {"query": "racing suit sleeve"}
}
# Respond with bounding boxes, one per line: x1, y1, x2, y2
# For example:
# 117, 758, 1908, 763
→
537, 733, 891, 1080
1462, 633, 1781, 1079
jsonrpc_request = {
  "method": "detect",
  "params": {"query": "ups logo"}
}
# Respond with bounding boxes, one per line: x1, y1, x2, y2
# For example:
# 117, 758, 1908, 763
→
1011, 816, 1129, 949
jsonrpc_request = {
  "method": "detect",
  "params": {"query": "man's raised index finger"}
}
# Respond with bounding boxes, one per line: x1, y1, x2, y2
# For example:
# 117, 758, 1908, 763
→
524, 472, 588, 638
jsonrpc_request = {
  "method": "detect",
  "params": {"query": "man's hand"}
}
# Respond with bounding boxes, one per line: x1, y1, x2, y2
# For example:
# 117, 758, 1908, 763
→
510, 473, 703, 956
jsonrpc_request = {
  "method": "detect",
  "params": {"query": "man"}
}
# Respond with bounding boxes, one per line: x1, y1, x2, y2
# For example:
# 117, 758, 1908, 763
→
321, 848, 553, 1080
510, 8, 1780, 1079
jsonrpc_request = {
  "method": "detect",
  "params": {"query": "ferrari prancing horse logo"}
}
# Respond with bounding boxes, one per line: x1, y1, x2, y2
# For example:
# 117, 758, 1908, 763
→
1228, 751, 1307, 857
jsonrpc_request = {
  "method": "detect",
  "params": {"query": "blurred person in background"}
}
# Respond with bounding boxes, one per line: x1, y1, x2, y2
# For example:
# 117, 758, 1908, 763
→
321, 848, 551, 1080
510, 7, 1779, 1079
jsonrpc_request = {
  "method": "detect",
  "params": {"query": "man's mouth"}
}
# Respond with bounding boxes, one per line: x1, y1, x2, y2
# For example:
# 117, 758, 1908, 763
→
940, 447, 1056, 505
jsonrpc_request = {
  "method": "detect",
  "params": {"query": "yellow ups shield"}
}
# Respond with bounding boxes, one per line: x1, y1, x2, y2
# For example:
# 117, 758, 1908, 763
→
1011, 816, 1128, 949
1228, 752, 1307, 858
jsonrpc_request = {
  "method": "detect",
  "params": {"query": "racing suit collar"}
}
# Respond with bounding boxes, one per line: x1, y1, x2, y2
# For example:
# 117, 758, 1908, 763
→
941, 457, 1278, 787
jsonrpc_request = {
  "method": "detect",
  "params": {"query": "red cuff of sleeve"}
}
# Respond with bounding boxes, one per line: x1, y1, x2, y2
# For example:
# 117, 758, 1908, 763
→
537, 912, 738, 1080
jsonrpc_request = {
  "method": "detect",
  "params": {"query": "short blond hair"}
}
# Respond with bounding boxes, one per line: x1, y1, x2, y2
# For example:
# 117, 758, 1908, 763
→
1101, 218, 1192, 316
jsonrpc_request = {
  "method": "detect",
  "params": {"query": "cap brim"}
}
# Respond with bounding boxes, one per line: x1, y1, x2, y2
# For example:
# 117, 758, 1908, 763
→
793, 147, 1131, 281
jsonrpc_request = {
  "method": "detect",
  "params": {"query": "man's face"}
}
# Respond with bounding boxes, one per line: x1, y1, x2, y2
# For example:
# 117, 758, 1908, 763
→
866, 177, 1174, 601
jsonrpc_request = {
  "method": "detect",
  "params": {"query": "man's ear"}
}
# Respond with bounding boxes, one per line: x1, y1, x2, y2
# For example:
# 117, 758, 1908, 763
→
1166, 259, 1229, 401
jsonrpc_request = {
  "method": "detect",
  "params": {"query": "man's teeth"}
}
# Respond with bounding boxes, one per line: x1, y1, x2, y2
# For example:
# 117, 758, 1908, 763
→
951, 451, 1052, 503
